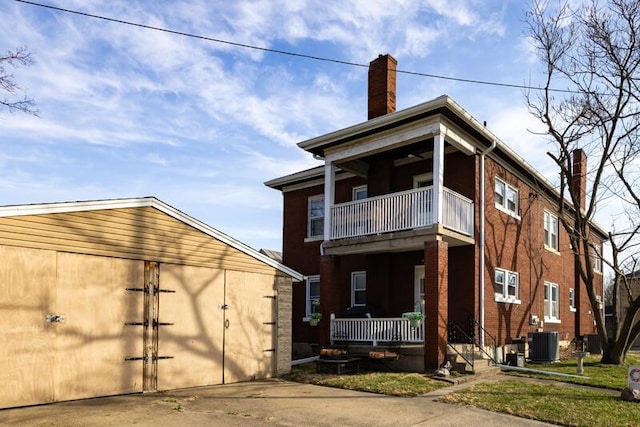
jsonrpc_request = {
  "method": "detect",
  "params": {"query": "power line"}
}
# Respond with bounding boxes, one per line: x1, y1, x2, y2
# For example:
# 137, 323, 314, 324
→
13, 0, 577, 94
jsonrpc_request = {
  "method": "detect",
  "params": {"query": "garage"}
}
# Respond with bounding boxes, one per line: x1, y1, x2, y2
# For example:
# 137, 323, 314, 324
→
0, 197, 302, 409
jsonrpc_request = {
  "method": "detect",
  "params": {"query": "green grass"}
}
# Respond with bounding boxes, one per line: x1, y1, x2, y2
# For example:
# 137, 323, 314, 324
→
505, 353, 640, 390
285, 355, 640, 425
283, 364, 448, 396
438, 380, 640, 427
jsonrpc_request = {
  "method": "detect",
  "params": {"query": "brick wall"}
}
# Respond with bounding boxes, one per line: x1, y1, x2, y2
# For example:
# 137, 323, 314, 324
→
275, 275, 292, 375
481, 156, 600, 343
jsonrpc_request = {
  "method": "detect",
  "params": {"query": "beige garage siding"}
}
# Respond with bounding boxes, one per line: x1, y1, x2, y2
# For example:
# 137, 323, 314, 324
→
0, 207, 276, 275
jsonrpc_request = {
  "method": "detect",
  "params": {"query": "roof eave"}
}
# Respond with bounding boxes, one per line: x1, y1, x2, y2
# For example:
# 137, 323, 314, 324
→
0, 197, 304, 282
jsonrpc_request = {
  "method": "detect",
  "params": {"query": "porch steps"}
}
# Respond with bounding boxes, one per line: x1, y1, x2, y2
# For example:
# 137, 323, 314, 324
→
447, 343, 497, 375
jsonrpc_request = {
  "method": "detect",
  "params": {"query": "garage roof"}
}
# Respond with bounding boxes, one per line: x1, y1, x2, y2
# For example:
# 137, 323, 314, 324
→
0, 196, 303, 281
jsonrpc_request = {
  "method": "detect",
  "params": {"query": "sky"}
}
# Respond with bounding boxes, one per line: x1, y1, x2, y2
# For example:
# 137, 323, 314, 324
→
0, 0, 565, 252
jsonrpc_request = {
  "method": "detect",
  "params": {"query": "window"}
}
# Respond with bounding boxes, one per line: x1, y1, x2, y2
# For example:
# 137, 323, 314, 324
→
544, 210, 559, 251
569, 288, 576, 312
351, 271, 366, 307
593, 246, 603, 273
305, 275, 320, 320
413, 173, 433, 188
544, 281, 560, 322
352, 185, 368, 200
494, 268, 520, 303
307, 195, 324, 238
495, 177, 519, 217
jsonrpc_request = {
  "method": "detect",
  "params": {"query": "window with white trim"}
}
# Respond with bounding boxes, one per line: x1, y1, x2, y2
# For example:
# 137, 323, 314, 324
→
307, 195, 324, 238
544, 281, 560, 322
569, 288, 576, 312
305, 275, 320, 320
351, 271, 366, 307
352, 185, 368, 200
593, 246, 603, 273
413, 173, 433, 188
544, 210, 559, 251
494, 268, 520, 303
495, 177, 519, 217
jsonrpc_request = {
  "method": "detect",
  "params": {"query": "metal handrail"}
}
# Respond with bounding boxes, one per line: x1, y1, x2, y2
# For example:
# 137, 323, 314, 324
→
470, 317, 498, 363
447, 320, 475, 370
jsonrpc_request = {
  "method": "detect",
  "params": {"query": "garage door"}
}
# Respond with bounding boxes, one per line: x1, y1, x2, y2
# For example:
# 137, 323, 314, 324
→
0, 247, 144, 408
223, 270, 276, 384
155, 263, 225, 390
155, 265, 277, 389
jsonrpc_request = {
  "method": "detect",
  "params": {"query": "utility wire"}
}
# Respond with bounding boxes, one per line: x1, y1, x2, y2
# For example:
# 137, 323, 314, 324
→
14, 0, 578, 94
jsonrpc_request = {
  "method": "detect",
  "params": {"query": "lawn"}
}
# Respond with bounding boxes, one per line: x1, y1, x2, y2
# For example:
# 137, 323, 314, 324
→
503, 352, 640, 390
437, 380, 640, 427
286, 353, 640, 426
284, 363, 448, 396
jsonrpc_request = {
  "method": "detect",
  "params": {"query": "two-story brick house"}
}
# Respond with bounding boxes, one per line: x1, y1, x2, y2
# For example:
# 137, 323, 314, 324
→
266, 54, 606, 371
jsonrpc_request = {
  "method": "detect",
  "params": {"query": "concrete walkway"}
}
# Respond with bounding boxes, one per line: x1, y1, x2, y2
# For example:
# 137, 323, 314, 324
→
0, 378, 552, 426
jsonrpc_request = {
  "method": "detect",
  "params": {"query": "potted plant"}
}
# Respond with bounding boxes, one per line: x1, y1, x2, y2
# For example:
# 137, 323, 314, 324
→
404, 312, 424, 328
309, 312, 322, 326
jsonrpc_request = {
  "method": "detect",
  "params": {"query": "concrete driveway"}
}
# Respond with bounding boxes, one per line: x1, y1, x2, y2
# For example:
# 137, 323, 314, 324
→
0, 378, 551, 426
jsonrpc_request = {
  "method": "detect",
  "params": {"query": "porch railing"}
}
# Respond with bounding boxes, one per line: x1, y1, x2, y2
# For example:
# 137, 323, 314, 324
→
330, 186, 473, 240
330, 317, 424, 346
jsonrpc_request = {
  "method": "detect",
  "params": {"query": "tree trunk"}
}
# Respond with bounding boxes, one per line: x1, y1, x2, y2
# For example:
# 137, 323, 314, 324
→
601, 342, 625, 365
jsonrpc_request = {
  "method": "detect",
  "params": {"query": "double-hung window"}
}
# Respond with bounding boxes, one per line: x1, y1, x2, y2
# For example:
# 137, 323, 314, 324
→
307, 195, 324, 238
352, 185, 368, 200
495, 178, 519, 217
593, 246, 603, 273
544, 281, 560, 322
494, 268, 520, 303
351, 271, 366, 307
544, 210, 559, 251
569, 288, 576, 312
305, 275, 320, 320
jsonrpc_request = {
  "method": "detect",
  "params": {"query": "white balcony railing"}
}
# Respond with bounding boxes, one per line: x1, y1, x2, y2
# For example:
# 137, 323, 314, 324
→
330, 317, 424, 346
442, 187, 474, 235
330, 186, 473, 239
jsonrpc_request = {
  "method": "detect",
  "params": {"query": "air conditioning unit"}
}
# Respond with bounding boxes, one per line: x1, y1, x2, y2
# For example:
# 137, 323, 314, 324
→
528, 331, 559, 362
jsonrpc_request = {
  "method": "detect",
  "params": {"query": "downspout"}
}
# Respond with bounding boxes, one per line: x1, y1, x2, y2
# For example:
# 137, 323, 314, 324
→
315, 153, 326, 257
479, 139, 497, 350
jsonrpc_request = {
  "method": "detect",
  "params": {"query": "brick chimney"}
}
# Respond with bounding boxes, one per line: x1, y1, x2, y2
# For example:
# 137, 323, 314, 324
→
368, 54, 397, 120
572, 149, 587, 210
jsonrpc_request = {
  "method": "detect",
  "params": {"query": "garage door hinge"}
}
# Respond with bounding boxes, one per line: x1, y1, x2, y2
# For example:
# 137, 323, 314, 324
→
152, 320, 174, 327
263, 348, 276, 352
125, 287, 147, 293
124, 355, 148, 363
124, 321, 148, 326
153, 355, 174, 361
155, 286, 176, 293
262, 322, 276, 325
263, 295, 276, 299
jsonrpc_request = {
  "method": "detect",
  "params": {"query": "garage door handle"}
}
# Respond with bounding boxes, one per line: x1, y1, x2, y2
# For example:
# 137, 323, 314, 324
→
225, 319, 230, 329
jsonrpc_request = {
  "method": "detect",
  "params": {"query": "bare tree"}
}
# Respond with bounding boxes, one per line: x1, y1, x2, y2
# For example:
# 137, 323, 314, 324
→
525, 0, 640, 364
1, 46, 38, 116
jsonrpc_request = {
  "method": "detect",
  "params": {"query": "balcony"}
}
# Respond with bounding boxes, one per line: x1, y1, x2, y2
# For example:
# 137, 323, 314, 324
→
329, 186, 474, 240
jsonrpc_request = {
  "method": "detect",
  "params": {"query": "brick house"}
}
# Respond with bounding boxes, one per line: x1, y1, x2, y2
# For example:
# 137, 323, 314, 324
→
265, 54, 606, 371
